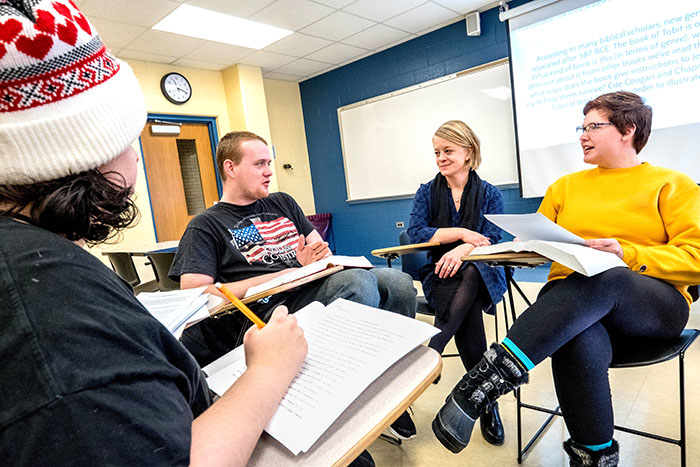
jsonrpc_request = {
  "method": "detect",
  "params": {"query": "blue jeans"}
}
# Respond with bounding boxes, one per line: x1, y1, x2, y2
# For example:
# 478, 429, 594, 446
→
282, 267, 417, 318
181, 267, 417, 366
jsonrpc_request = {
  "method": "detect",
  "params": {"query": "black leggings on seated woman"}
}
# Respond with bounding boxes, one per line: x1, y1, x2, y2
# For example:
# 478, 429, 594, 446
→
504, 267, 689, 445
428, 263, 491, 370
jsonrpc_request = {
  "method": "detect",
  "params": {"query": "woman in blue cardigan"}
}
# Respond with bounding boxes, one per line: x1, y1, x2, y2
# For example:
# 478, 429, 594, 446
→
408, 120, 506, 445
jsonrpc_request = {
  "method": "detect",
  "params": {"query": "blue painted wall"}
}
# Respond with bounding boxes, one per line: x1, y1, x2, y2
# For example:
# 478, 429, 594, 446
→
299, 2, 540, 265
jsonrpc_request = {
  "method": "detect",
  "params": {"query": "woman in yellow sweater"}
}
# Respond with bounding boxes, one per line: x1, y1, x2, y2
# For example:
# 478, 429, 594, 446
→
431, 91, 700, 466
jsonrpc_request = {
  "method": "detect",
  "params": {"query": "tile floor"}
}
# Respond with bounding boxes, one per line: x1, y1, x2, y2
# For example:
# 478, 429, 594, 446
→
368, 281, 700, 467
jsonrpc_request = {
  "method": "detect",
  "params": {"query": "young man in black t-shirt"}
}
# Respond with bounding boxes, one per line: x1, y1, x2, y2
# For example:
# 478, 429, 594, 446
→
171, 131, 419, 441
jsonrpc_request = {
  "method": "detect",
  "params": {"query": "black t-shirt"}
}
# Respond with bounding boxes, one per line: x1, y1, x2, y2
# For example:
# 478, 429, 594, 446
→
0, 218, 210, 465
170, 192, 315, 283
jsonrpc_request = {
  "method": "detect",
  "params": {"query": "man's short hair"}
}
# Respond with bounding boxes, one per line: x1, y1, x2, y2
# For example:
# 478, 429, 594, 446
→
216, 131, 268, 180
583, 91, 652, 154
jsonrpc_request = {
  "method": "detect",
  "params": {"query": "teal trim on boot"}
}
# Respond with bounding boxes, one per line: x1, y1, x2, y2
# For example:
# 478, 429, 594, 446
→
563, 438, 619, 467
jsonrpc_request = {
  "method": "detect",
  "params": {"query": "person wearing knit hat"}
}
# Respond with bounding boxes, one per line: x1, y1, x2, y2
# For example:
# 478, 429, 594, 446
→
0, 1, 308, 465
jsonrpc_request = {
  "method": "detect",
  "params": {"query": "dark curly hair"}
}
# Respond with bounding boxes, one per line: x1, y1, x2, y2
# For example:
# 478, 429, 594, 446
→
583, 91, 652, 154
0, 169, 139, 246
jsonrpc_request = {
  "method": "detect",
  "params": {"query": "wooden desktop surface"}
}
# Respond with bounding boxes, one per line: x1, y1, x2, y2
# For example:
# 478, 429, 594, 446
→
371, 241, 548, 268
248, 345, 442, 466
210, 265, 344, 317
101, 240, 179, 256
371, 241, 439, 259
464, 251, 549, 267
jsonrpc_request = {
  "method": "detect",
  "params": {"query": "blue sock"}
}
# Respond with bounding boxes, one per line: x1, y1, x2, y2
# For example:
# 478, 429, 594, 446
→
501, 337, 535, 371
579, 440, 613, 451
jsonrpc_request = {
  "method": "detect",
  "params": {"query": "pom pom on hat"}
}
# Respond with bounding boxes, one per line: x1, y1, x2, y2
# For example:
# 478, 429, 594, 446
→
0, 0, 146, 184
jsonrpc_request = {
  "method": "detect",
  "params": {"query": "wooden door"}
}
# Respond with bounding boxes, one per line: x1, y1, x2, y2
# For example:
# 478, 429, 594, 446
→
140, 122, 219, 241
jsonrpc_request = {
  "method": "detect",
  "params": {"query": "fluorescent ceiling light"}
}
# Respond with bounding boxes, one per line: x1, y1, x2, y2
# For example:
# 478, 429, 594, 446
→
153, 4, 292, 49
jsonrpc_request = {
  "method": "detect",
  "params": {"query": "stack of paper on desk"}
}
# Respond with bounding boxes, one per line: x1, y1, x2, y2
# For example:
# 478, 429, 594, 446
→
137, 287, 222, 337
469, 213, 627, 277
244, 255, 374, 299
203, 298, 439, 455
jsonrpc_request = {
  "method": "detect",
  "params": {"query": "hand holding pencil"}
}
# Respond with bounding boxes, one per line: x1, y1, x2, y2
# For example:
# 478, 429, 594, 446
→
214, 282, 266, 329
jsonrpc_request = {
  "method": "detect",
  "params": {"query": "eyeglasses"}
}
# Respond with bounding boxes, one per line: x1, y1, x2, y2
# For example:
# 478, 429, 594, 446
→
576, 122, 615, 136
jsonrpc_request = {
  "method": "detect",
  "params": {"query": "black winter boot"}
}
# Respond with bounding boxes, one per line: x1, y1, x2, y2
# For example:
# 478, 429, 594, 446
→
432, 343, 528, 453
563, 439, 619, 467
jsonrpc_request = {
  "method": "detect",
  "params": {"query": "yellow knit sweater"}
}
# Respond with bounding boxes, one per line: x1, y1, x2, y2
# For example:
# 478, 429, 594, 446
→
538, 162, 700, 306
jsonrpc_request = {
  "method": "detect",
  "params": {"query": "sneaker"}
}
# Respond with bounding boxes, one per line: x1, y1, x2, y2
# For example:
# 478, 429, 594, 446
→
386, 409, 417, 440
348, 449, 375, 467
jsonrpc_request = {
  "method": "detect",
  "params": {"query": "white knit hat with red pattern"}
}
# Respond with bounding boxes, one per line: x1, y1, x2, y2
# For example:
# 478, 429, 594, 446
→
0, 0, 146, 184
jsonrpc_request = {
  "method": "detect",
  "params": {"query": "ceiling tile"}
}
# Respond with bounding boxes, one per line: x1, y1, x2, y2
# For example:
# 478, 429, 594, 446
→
264, 33, 332, 57
89, 17, 147, 50
337, 50, 373, 67
250, 0, 335, 30
185, 42, 255, 64
341, 23, 409, 50
273, 58, 332, 77
312, 0, 357, 8
117, 49, 178, 65
385, 3, 457, 34
306, 42, 367, 64
263, 71, 304, 81
300, 11, 375, 42
238, 51, 297, 71
123, 29, 205, 57
342, 0, 425, 22
184, 0, 276, 18
172, 57, 227, 71
375, 35, 416, 53
303, 64, 338, 80
432, 0, 486, 14
81, 0, 180, 27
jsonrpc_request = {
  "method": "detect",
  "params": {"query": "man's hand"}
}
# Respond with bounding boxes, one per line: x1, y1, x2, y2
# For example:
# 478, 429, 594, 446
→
296, 234, 330, 265
585, 238, 623, 259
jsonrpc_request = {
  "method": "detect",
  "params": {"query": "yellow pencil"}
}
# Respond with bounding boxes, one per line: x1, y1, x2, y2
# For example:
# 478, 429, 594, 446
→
214, 282, 266, 329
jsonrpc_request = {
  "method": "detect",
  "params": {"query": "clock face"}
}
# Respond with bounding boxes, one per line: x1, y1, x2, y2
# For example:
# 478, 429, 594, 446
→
160, 72, 192, 104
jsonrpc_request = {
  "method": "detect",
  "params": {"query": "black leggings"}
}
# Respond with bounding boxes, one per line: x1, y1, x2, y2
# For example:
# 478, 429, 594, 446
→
506, 268, 689, 445
428, 263, 491, 370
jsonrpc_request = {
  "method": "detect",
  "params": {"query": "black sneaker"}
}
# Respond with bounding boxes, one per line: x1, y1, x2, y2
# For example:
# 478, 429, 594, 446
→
432, 344, 528, 453
386, 409, 417, 440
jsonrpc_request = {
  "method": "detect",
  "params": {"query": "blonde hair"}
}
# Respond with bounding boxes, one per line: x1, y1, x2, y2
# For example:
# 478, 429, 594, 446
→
434, 120, 481, 170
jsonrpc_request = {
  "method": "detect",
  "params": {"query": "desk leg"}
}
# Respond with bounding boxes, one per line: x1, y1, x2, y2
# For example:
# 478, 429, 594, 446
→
505, 267, 518, 325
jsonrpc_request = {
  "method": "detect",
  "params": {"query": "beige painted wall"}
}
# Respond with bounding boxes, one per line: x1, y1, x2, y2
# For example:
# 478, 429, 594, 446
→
264, 79, 316, 215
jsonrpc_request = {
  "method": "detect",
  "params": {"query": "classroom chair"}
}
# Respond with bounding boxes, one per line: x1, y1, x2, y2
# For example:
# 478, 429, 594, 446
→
398, 230, 435, 317
517, 327, 700, 466
146, 252, 180, 292
105, 252, 158, 294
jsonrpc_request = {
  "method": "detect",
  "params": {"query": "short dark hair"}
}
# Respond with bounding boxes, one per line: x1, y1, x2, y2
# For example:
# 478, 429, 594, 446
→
0, 169, 138, 246
216, 131, 268, 181
583, 91, 652, 153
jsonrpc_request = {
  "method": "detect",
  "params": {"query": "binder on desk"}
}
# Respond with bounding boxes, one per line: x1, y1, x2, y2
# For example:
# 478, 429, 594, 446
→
211, 256, 373, 317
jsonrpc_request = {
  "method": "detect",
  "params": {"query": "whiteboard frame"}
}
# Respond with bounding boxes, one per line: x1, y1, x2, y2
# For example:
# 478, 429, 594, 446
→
337, 58, 513, 203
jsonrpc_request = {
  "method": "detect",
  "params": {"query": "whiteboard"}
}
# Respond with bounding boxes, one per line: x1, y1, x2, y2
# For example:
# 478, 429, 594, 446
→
338, 59, 517, 202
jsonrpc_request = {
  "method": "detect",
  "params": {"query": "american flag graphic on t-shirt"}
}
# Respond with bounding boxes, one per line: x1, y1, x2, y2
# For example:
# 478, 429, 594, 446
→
229, 216, 299, 264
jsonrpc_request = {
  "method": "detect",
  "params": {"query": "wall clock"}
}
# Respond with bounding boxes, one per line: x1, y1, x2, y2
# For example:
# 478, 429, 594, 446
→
160, 72, 192, 105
